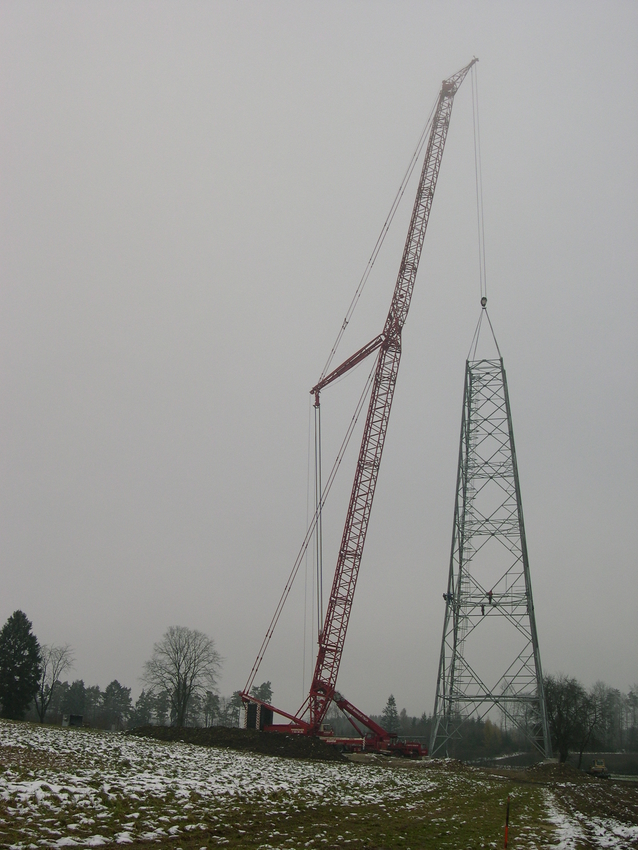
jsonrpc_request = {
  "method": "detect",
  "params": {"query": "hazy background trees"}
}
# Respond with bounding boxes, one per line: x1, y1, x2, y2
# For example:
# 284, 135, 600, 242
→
102, 680, 133, 730
142, 626, 221, 727
0, 611, 41, 720
250, 681, 273, 704
0, 606, 634, 762
544, 674, 592, 763
542, 675, 638, 765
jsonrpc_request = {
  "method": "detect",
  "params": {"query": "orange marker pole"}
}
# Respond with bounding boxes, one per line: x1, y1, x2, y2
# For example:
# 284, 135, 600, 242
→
504, 795, 510, 848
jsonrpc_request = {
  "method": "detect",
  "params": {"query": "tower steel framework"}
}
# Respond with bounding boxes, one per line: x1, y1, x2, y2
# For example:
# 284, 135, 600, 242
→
430, 309, 552, 758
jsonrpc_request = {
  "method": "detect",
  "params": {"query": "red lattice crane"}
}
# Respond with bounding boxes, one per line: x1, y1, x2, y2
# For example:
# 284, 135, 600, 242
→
243, 59, 477, 754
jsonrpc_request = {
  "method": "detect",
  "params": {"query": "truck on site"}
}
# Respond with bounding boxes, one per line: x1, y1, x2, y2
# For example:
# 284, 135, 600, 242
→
588, 758, 610, 778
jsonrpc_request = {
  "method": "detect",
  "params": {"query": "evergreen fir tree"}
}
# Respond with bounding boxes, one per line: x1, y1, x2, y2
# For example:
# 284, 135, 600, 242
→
102, 680, 132, 729
381, 694, 400, 734
0, 610, 41, 720
62, 679, 87, 716
250, 681, 273, 703
203, 691, 220, 726
131, 689, 155, 726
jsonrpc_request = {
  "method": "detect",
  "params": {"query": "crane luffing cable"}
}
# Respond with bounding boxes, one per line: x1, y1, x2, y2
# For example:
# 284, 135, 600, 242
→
318, 97, 440, 384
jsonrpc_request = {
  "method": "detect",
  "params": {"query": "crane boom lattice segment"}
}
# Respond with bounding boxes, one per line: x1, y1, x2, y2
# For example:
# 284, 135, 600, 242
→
308, 59, 477, 730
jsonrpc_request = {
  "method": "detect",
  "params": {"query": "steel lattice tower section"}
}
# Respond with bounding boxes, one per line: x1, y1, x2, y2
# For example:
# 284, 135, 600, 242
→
430, 313, 552, 758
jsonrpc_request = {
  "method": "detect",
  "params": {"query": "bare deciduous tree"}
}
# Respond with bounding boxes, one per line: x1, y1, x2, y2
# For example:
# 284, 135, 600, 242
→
35, 644, 74, 723
142, 626, 221, 727
544, 674, 599, 764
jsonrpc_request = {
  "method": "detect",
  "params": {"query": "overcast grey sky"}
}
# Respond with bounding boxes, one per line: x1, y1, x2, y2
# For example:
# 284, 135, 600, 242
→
1, 1, 636, 717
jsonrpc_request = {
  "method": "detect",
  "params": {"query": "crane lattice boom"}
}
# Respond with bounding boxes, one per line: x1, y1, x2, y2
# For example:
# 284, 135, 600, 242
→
244, 59, 477, 751
306, 59, 476, 730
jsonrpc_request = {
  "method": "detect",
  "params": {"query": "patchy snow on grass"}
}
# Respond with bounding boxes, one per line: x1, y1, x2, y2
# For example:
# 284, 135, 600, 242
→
0, 721, 445, 848
2, 721, 637, 849
0, 720, 435, 806
544, 789, 638, 850
544, 789, 588, 848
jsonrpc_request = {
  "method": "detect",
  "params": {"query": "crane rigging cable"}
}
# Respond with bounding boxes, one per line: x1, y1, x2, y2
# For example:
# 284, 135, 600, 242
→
471, 63, 488, 302
244, 358, 377, 696
318, 96, 440, 384
467, 302, 502, 361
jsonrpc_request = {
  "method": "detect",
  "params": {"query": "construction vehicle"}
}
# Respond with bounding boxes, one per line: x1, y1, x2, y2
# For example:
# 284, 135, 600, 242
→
244, 690, 424, 756
242, 59, 477, 756
588, 758, 610, 778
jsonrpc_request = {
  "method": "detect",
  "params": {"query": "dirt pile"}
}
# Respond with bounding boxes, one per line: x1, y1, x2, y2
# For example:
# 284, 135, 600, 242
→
127, 725, 346, 761
483, 760, 596, 785
525, 761, 594, 783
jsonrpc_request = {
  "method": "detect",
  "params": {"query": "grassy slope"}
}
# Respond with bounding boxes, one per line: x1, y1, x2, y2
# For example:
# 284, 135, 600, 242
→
1, 721, 637, 849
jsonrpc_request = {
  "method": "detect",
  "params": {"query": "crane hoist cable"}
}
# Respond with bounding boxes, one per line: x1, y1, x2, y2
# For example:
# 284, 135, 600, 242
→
244, 358, 377, 697
471, 63, 488, 303
468, 61, 498, 361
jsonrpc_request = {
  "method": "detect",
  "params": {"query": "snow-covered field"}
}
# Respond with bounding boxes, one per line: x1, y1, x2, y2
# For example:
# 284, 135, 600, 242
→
1, 720, 637, 849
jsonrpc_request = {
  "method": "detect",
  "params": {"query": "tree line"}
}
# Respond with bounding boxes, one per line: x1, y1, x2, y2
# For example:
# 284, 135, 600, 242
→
1, 610, 636, 766
544, 673, 638, 764
372, 680, 638, 763
0, 610, 270, 731
23, 679, 270, 730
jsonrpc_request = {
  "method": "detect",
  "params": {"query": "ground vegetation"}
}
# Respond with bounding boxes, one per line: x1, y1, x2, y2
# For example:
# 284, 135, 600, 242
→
1, 719, 637, 849
129, 723, 345, 760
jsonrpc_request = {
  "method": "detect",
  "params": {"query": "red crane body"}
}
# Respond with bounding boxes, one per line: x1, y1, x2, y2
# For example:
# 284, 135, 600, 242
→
243, 59, 476, 754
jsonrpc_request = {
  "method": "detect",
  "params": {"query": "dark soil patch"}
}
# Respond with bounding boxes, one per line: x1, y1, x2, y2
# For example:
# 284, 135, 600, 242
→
481, 760, 596, 785
554, 777, 638, 827
522, 760, 593, 783
127, 725, 346, 761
